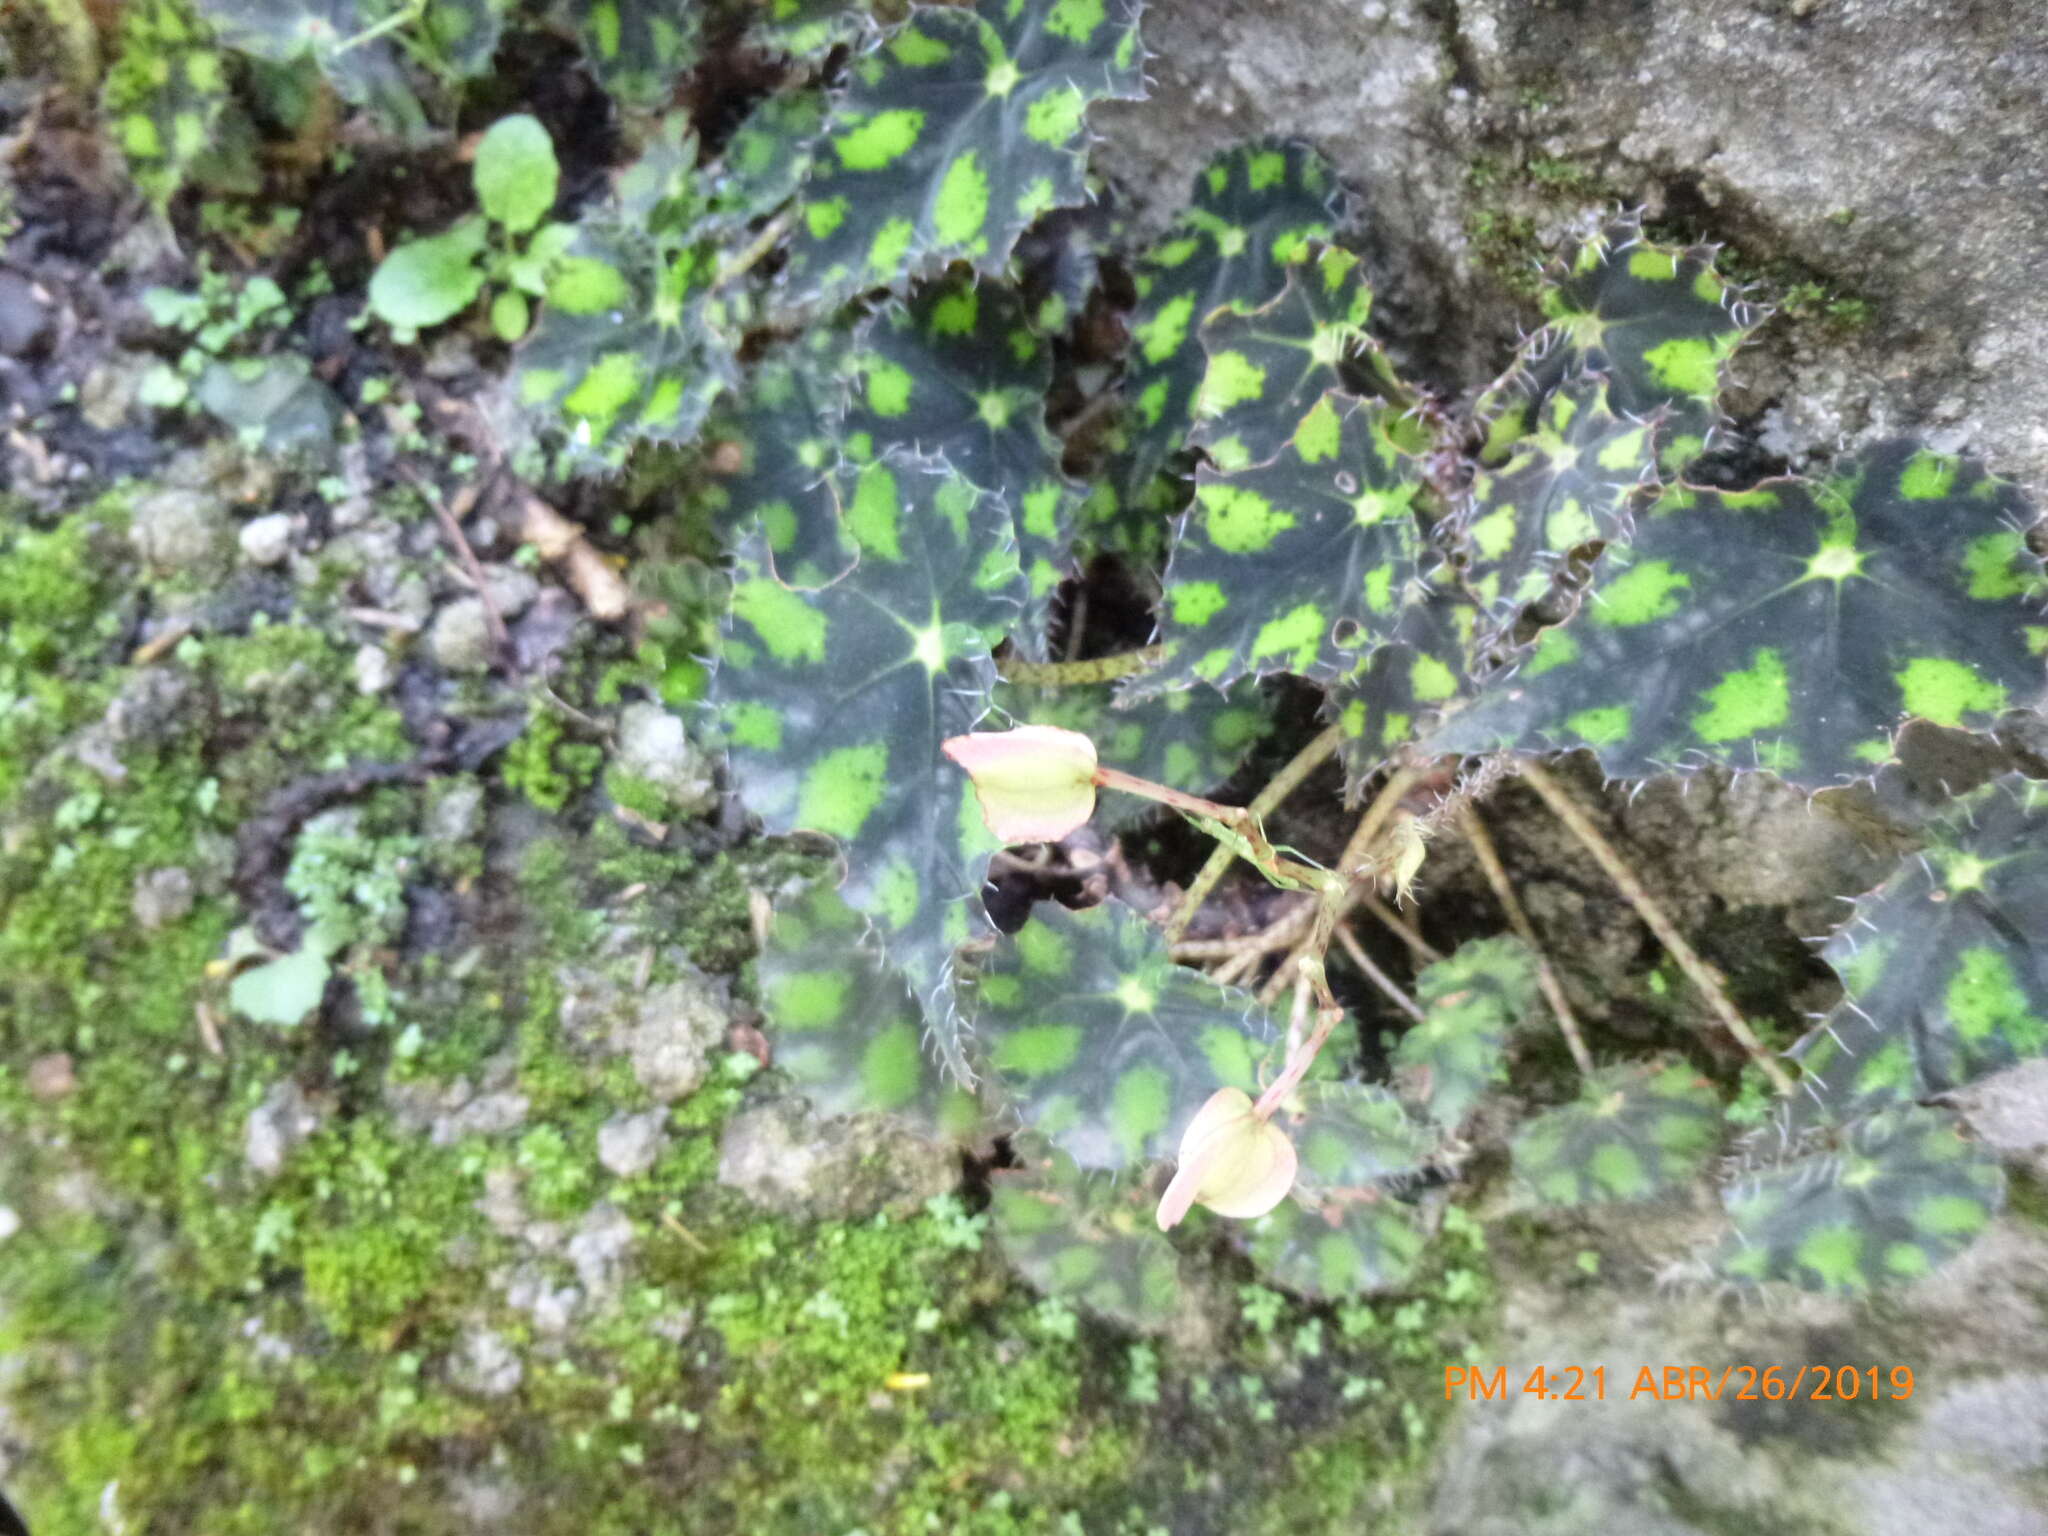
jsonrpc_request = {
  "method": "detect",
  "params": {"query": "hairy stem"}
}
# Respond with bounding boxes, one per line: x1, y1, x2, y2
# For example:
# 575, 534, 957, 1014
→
1456, 803, 1593, 1076
1163, 723, 1344, 943
1516, 759, 1794, 1096
997, 645, 1166, 687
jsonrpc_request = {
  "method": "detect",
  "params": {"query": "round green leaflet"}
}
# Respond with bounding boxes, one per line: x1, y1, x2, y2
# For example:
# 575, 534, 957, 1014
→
988, 1142, 1183, 1333
975, 899, 1275, 1170
1509, 1060, 1723, 1207
757, 883, 983, 1139
1132, 390, 1428, 699
713, 455, 1025, 1078
1717, 1106, 2004, 1294
1116, 138, 1345, 497
1393, 935, 1541, 1130
1425, 440, 2048, 784
1787, 774, 2048, 1128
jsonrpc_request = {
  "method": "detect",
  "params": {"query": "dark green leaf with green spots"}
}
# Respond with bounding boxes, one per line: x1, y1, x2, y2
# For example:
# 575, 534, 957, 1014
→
1458, 376, 1659, 624
707, 341, 858, 589
710, 89, 829, 229
1717, 1106, 2003, 1294
193, 0, 427, 137
1276, 1081, 1437, 1196
1191, 243, 1400, 472
1511, 1059, 1723, 1207
1117, 140, 1344, 494
1133, 392, 1427, 696
1245, 1191, 1427, 1299
989, 1142, 1182, 1332
1324, 586, 1480, 793
748, 0, 873, 58
566, 0, 699, 110
513, 121, 745, 464
994, 676, 1275, 833
842, 274, 1074, 648
1424, 441, 2047, 784
103, 0, 235, 209
758, 883, 983, 1137
782, 0, 1145, 307
1788, 774, 2048, 1127
1479, 220, 1760, 474
1394, 935, 1540, 1129
517, 225, 736, 463
975, 900, 1274, 1170
714, 455, 1023, 1074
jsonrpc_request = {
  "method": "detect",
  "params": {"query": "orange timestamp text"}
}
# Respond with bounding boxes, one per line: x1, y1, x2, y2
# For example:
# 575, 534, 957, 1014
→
1444, 1364, 1916, 1403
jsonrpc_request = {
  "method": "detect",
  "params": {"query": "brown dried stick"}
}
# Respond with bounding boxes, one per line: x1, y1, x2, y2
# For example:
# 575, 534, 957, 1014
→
1516, 758, 1794, 1095
1455, 802, 1593, 1076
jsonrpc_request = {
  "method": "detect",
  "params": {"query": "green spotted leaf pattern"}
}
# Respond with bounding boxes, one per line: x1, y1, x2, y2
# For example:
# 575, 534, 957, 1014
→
1480, 220, 1760, 474
843, 274, 1074, 648
515, 121, 738, 464
708, 342, 857, 589
104, 0, 236, 210
1510, 1060, 1723, 1207
1424, 440, 2048, 784
1324, 587, 1480, 793
1459, 376, 1659, 624
714, 456, 1023, 1072
975, 901, 1274, 1170
1717, 1107, 2004, 1294
1135, 393, 1427, 696
758, 883, 983, 1137
994, 676, 1275, 833
1788, 774, 2048, 1127
1118, 140, 1344, 494
748, 0, 874, 57
1191, 243, 1399, 471
1245, 1191, 1428, 1299
990, 1144, 1182, 1331
782, 0, 1144, 307
568, 0, 699, 110
1394, 936, 1541, 1129
1276, 1081, 1437, 1196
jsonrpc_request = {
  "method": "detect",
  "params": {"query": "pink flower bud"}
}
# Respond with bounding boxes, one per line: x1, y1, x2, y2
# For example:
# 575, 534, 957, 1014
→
941, 725, 1099, 845
1155, 1086, 1298, 1231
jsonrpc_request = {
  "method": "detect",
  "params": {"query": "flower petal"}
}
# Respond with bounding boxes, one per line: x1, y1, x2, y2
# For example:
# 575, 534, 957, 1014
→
942, 725, 1099, 844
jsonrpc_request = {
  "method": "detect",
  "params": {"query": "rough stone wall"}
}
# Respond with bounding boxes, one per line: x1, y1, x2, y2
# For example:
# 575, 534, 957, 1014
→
1097, 0, 2048, 492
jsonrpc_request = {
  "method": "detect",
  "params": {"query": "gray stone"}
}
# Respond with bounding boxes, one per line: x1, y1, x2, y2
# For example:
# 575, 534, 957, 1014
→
425, 778, 486, 847
130, 486, 231, 576
450, 1327, 524, 1397
244, 1079, 324, 1177
610, 973, 730, 1102
237, 512, 294, 567
717, 1097, 957, 1221
78, 351, 156, 431
1098, 0, 2048, 493
596, 1109, 668, 1179
352, 643, 395, 696
0, 270, 51, 356
130, 867, 195, 930
476, 563, 540, 619
564, 1204, 636, 1299
614, 702, 719, 818
430, 597, 497, 673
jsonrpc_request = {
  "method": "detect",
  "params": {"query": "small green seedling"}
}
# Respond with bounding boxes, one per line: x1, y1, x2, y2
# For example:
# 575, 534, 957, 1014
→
368, 114, 573, 343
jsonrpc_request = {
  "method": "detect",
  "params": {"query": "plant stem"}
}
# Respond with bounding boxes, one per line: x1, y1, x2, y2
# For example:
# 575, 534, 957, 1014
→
1253, 990, 1343, 1121
1163, 723, 1345, 943
997, 646, 1166, 687
1333, 922, 1426, 1023
1455, 803, 1592, 1076
1516, 758, 1795, 1096
1358, 890, 1441, 964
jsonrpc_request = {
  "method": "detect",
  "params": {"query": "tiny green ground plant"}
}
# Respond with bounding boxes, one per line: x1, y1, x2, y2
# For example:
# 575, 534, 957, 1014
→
72, 0, 2048, 1323
368, 113, 572, 342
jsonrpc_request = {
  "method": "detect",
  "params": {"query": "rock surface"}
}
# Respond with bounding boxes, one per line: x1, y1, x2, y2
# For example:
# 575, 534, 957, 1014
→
1096, 0, 2048, 493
